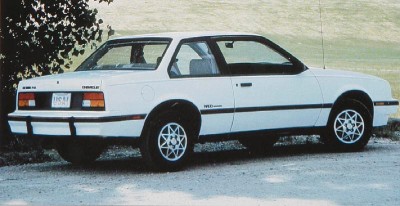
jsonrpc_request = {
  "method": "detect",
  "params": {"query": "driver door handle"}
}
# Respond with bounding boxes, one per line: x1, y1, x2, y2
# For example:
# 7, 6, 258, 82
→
240, 83, 253, 87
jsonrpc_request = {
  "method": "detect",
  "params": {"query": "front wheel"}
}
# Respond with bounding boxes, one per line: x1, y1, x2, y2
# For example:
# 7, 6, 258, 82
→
140, 111, 194, 171
322, 99, 372, 151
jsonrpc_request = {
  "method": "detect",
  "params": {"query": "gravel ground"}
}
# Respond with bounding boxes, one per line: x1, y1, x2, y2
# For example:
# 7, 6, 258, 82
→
0, 138, 399, 205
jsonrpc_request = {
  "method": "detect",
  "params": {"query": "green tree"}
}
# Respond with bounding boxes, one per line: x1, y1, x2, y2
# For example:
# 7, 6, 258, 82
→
0, 0, 113, 146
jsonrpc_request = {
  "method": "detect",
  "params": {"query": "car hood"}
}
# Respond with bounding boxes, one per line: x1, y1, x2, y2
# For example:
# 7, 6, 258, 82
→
18, 70, 152, 92
309, 67, 381, 80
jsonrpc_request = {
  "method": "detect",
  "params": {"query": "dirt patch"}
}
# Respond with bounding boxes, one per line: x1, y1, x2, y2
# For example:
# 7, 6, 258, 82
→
373, 118, 400, 141
0, 149, 54, 167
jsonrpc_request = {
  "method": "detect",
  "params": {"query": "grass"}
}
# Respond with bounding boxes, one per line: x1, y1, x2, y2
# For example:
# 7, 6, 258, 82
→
73, 0, 400, 117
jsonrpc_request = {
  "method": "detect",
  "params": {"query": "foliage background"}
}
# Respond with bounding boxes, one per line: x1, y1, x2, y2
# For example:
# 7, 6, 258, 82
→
0, 0, 113, 145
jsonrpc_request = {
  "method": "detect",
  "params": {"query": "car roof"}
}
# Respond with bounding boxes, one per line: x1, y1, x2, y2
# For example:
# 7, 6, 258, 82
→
111, 31, 262, 41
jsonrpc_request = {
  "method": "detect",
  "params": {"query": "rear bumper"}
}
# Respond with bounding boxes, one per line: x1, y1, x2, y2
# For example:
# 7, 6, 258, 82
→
8, 114, 146, 138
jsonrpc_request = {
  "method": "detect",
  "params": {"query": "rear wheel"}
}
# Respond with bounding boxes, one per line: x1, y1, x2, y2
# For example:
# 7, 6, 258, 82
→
56, 140, 105, 165
322, 99, 372, 151
140, 111, 194, 171
239, 136, 279, 153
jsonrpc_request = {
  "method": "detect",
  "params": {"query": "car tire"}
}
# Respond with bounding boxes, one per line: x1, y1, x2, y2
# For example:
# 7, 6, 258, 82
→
56, 140, 104, 165
239, 136, 279, 153
140, 111, 194, 171
322, 99, 372, 151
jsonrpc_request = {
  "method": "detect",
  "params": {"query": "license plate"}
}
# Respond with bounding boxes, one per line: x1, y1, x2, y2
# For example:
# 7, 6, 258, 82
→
51, 93, 71, 108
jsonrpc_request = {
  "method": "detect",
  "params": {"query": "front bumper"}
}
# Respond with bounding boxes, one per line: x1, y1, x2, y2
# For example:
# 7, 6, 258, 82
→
373, 100, 399, 127
8, 114, 146, 138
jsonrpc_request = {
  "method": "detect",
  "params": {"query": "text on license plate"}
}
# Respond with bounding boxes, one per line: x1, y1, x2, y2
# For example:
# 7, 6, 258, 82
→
52, 93, 71, 108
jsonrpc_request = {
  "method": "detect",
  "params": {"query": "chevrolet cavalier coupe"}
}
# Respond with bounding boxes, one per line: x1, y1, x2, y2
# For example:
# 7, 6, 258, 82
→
8, 32, 399, 170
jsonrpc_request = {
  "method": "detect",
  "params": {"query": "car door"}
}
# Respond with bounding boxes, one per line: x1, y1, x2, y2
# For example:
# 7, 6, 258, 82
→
166, 39, 235, 136
215, 38, 323, 133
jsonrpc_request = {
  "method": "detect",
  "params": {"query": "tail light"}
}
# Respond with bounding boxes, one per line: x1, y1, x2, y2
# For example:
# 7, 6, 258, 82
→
18, 93, 36, 108
82, 92, 105, 109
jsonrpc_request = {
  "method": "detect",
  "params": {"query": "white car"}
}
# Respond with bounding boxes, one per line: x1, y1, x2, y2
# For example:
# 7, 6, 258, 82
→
8, 32, 399, 170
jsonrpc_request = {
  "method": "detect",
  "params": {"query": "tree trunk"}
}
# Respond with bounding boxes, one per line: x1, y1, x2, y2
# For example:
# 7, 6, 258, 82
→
0, 0, 9, 147
1, 0, 4, 146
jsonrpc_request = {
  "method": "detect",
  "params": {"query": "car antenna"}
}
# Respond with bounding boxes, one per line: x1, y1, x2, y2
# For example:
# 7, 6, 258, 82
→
318, 0, 326, 69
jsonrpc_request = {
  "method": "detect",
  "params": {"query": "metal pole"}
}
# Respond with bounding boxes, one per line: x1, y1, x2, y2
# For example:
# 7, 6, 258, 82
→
318, 0, 326, 69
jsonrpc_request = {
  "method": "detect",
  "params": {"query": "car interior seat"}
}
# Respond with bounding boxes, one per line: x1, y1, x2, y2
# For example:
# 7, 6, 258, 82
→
189, 59, 212, 76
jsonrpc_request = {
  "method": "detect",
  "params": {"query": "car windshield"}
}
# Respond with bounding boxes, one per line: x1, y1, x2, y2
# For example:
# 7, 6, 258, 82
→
76, 39, 170, 71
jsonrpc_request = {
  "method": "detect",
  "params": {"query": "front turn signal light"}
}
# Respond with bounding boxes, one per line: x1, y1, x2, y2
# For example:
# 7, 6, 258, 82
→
18, 93, 36, 108
82, 92, 105, 109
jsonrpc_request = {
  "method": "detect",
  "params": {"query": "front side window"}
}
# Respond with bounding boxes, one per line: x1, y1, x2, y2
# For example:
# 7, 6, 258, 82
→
169, 41, 220, 77
217, 40, 294, 75
77, 40, 170, 71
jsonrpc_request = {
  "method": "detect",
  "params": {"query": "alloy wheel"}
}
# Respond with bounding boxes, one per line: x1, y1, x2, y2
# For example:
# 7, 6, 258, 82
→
157, 122, 188, 161
333, 109, 365, 144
